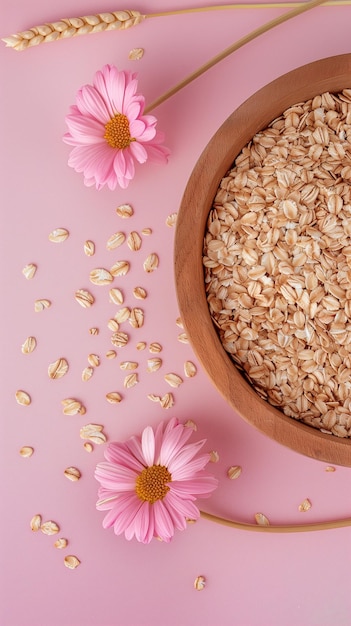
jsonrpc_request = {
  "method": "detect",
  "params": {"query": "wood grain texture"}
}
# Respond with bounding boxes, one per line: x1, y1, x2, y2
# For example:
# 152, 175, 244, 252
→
174, 54, 351, 467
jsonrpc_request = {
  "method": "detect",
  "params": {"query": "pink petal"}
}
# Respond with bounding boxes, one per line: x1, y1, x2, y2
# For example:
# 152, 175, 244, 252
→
170, 475, 218, 498
141, 426, 155, 466
100, 492, 137, 528
135, 126, 157, 143
144, 142, 171, 164
153, 500, 175, 541
113, 496, 144, 537
77, 84, 111, 123
105, 442, 145, 473
170, 454, 211, 481
129, 119, 146, 138
132, 501, 155, 543
125, 435, 145, 466
95, 461, 138, 490
164, 491, 200, 523
129, 141, 148, 164
124, 100, 143, 122
122, 78, 139, 113
64, 114, 105, 144
167, 440, 207, 475
159, 424, 193, 467
67, 144, 116, 188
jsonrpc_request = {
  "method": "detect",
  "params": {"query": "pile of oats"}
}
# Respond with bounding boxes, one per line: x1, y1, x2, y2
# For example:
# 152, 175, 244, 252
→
203, 90, 351, 438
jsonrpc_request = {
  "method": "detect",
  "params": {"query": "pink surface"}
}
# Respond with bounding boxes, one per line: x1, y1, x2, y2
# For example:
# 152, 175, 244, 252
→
1, 1, 351, 625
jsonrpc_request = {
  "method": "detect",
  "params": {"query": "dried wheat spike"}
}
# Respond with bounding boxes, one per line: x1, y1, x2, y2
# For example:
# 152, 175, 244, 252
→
2, 10, 145, 51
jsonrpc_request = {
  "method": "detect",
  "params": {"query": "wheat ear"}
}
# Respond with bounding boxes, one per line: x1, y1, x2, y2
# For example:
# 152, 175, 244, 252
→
1, 10, 145, 51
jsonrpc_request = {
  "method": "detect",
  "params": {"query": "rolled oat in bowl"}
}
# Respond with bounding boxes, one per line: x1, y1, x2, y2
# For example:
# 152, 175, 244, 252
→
203, 90, 351, 438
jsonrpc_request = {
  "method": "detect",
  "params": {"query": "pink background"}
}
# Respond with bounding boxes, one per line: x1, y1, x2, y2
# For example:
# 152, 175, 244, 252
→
1, 1, 351, 625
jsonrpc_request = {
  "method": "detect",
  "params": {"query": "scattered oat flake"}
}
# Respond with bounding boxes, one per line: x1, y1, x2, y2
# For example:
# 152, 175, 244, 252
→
194, 576, 206, 591
111, 331, 129, 347
227, 466, 242, 480
107, 318, 119, 332
116, 203, 133, 218
54, 538, 68, 549
114, 307, 131, 323
184, 419, 197, 431
22, 263, 37, 279
34, 299, 51, 312
89, 327, 99, 335
64, 555, 80, 570
84, 240, 95, 256
184, 361, 197, 378
21, 336, 37, 354
110, 261, 130, 277
255, 513, 270, 526
160, 393, 174, 409
133, 286, 147, 300
298, 499, 312, 512
127, 231, 142, 251
129, 307, 144, 328
80, 423, 106, 444
124, 373, 138, 388
15, 390, 31, 406
136, 341, 146, 351
128, 47, 144, 60
143, 253, 159, 273
49, 228, 69, 243
209, 451, 219, 463
20, 446, 34, 458
176, 317, 184, 328
106, 232, 126, 250
178, 332, 189, 343
30, 515, 42, 532
109, 288, 124, 305
75, 289, 95, 308
164, 373, 183, 388
147, 357, 162, 373
82, 366, 94, 381
120, 361, 138, 371
61, 398, 85, 415
106, 392, 122, 404
83, 442, 94, 453
48, 358, 69, 379
87, 353, 100, 367
142, 228, 152, 236
325, 466, 336, 472
106, 350, 117, 359
89, 268, 113, 285
41, 521, 60, 535
64, 467, 81, 481
149, 342, 162, 353
166, 213, 177, 227
147, 394, 161, 403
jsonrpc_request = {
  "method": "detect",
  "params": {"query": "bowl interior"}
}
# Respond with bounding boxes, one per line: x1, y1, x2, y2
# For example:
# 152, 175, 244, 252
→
174, 54, 351, 467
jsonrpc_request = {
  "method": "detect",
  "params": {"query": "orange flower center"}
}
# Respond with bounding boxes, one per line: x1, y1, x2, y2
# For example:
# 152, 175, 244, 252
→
104, 114, 133, 149
135, 465, 172, 503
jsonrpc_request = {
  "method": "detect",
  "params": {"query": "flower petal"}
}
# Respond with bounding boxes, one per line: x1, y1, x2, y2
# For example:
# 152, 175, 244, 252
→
141, 426, 155, 466
95, 461, 138, 491
159, 424, 193, 468
170, 475, 219, 498
170, 453, 211, 481
164, 490, 200, 523
129, 141, 148, 164
167, 440, 207, 475
153, 500, 175, 541
64, 114, 105, 144
113, 496, 144, 537
105, 442, 145, 473
77, 84, 111, 123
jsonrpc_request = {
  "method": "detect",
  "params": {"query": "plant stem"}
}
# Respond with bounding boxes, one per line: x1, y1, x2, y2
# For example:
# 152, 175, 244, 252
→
200, 510, 351, 532
144, 0, 327, 113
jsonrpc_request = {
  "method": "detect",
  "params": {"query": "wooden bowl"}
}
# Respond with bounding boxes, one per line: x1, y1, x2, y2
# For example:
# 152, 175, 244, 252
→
174, 54, 351, 467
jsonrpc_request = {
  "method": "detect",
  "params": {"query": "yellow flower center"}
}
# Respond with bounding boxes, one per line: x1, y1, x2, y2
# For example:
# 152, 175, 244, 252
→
135, 465, 172, 503
104, 114, 133, 149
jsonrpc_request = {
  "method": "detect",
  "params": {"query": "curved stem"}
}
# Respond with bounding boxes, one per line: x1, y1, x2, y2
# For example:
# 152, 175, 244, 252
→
146, 0, 349, 16
200, 510, 351, 532
144, 0, 327, 113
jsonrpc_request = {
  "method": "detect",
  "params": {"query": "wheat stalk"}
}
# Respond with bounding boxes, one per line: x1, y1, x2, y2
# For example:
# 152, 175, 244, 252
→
1, 10, 145, 51
2, 2, 350, 51
200, 510, 351, 533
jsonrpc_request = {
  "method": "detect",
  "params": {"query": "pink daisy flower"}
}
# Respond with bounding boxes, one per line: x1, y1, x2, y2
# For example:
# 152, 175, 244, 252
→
95, 417, 218, 543
63, 64, 170, 190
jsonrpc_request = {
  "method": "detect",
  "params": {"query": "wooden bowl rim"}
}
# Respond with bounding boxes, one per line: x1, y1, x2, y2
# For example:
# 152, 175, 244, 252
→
174, 54, 351, 467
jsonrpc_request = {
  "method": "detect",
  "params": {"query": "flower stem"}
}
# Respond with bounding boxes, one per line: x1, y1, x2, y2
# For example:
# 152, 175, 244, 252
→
200, 510, 351, 532
144, 0, 327, 113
